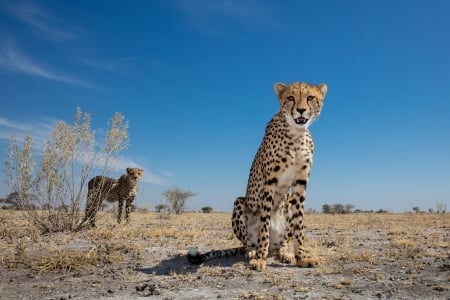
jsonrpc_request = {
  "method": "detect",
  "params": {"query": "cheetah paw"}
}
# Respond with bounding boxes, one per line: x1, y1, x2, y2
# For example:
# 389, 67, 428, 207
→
278, 251, 296, 264
297, 257, 318, 268
246, 249, 257, 260
249, 258, 267, 271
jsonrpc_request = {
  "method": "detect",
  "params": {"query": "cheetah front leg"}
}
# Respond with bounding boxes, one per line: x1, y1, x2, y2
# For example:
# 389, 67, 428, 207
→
276, 195, 296, 264
117, 199, 124, 224
288, 179, 317, 268
124, 196, 134, 224
123, 189, 137, 224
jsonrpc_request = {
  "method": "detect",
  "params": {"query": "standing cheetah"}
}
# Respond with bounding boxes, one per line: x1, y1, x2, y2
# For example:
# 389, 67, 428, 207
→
83, 167, 144, 227
188, 82, 327, 270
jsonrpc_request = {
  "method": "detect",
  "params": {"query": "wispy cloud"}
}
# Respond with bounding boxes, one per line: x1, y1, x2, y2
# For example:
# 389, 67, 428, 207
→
0, 38, 93, 87
0, 116, 55, 148
2, 0, 79, 42
80, 55, 136, 76
168, 0, 282, 37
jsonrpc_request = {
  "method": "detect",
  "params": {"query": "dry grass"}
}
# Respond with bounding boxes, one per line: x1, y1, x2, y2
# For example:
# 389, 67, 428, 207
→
0, 210, 450, 272
0, 210, 449, 299
0, 210, 240, 273
1, 210, 448, 273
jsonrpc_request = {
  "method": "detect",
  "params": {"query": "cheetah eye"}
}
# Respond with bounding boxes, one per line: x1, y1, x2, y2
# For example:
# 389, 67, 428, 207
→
307, 95, 315, 101
287, 96, 295, 101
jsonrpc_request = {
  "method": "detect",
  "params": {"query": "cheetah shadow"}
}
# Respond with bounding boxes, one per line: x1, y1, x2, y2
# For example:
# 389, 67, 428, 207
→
135, 253, 307, 276
135, 254, 245, 276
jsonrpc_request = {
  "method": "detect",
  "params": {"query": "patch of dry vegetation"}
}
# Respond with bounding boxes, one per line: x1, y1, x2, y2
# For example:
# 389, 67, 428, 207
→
0, 210, 238, 273
1, 211, 449, 269
0, 210, 449, 299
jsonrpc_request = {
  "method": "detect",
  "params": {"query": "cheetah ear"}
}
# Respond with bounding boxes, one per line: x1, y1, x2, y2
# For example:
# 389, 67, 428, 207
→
318, 83, 327, 96
126, 167, 132, 174
274, 82, 286, 97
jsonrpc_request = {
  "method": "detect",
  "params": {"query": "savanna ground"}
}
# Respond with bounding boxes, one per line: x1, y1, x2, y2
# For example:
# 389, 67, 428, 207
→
0, 210, 448, 299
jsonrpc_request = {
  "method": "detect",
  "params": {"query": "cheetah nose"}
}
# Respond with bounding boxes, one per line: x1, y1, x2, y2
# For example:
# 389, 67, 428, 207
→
297, 108, 306, 115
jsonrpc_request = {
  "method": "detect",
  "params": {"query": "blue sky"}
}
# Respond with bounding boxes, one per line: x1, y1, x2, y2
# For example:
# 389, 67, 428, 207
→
1, 0, 449, 212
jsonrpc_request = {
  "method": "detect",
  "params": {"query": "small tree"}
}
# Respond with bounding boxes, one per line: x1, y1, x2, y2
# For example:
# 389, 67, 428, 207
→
332, 203, 345, 214
344, 204, 355, 214
155, 204, 167, 213
201, 206, 213, 213
436, 202, 447, 214
322, 204, 332, 214
162, 187, 196, 214
4, 108, 129, 233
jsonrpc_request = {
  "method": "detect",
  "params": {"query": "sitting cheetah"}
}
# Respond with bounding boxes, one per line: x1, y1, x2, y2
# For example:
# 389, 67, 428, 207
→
83, 167, 144, 227
188, 82, 327, 270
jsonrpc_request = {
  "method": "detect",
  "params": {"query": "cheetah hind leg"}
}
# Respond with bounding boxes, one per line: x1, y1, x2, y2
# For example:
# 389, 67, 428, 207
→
232, 197, 266, 270
232, 197, 248, 244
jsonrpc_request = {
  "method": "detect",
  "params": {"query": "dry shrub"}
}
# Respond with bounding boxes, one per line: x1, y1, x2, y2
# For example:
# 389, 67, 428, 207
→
4, 109, 129, 233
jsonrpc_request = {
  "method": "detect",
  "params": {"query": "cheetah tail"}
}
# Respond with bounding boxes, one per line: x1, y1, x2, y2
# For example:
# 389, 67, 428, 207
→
187, 246, 246, 265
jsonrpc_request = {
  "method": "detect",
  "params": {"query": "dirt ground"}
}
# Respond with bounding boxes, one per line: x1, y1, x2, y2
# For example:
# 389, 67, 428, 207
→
0, 211, 449, 299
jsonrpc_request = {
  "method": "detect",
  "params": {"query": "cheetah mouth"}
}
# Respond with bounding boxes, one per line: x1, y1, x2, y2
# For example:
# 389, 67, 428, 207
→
295, 117, 308, 125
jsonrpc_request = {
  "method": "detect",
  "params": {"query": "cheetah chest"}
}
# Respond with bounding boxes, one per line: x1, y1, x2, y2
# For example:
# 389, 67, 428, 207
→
276, 134, 313, 188
268, 207, 288, 251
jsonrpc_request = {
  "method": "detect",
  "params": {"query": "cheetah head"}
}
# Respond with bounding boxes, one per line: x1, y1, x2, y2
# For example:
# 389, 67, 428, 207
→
274, 82, 327, 129
126, 167, 144, 181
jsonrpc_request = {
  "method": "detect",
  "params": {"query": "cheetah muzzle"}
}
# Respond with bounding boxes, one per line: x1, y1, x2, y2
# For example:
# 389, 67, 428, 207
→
295, 117, 308, 125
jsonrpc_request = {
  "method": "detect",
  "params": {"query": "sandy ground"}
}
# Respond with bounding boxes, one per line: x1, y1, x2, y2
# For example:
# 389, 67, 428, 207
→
0, 212, 449, 299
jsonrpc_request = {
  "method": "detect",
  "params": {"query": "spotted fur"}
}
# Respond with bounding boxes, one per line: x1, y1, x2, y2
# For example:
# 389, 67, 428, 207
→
188, 82, 327, 270
83, 167, 144, 227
